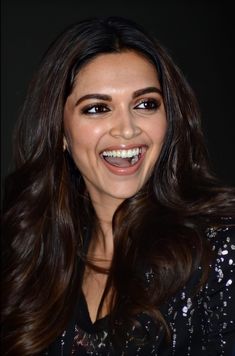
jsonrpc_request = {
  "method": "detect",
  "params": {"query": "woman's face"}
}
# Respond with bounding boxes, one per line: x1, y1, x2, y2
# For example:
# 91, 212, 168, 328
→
64, 51, 167, 206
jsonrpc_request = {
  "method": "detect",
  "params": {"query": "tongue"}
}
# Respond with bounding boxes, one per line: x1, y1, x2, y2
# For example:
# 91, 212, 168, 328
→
104, 156, 132, 168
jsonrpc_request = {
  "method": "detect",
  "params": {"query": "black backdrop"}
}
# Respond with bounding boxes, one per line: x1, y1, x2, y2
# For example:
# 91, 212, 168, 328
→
1, 0, 235, 186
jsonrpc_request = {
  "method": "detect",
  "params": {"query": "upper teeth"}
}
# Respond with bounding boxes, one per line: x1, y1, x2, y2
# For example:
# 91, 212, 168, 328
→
102, 147, 141, 158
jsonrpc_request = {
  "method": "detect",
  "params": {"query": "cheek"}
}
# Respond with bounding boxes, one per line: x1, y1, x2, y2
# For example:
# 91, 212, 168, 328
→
65, 123, 104, 151
147, 121, 167, 145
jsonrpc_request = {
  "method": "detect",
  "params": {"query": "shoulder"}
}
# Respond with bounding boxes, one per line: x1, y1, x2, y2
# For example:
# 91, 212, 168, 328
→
200, 216, 235, 301
205, 216, 235, 263
161, 218, 235, 354
194, 218, 235, 352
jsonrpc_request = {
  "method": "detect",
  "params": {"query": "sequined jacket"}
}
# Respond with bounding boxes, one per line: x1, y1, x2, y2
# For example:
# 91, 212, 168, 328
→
46, 219, 235, 356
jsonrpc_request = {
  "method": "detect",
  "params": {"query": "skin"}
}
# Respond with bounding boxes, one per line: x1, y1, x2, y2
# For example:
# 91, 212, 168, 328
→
64, 51, 167, 227
63, 51, 167, 321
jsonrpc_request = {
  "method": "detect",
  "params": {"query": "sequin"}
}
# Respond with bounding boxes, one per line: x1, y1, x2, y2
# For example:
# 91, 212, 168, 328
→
226, 279, 232, 286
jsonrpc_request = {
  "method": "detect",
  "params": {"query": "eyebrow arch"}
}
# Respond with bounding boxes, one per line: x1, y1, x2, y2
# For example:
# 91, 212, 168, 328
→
75, 86, 162, 106
133, 87, 162, 98
75, 94, 112, 106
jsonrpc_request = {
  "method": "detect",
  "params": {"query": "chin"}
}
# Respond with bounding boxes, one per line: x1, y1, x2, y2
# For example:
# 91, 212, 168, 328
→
107, 186, 142, 201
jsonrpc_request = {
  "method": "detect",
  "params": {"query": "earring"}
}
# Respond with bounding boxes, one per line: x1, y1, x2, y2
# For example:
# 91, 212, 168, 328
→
63, 137, 68, 152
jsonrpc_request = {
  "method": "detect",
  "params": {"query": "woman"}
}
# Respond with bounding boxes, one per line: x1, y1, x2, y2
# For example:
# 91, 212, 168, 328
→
2, 16, 235, 355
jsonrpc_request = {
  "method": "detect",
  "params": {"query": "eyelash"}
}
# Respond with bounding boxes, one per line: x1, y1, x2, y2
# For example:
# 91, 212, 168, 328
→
81, 103, 110, 115
81, 98, 160, 115
134, 98, 160, 111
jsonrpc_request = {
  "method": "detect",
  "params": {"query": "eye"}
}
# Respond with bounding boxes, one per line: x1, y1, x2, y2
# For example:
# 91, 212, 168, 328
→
81, 103, 110, 115
134, 98, 160, 111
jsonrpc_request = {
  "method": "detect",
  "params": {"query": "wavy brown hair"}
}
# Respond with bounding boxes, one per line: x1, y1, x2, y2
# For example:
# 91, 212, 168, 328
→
2, 16, 235, 355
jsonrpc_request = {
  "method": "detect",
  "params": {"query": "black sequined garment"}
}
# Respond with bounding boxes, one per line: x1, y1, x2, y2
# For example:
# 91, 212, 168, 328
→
46, 219, 235, 355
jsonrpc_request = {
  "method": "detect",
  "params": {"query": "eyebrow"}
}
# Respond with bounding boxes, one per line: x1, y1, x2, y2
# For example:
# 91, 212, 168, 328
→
133, 86, 162, 98
75, 86, 162, 106
75, 94, 111, 106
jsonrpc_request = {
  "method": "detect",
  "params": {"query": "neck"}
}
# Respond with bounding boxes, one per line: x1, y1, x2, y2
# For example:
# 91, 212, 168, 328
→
89, 195, 123, 259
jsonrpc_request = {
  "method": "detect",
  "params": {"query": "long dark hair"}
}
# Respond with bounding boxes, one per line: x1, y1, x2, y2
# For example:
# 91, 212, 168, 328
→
2, 16, 234, 355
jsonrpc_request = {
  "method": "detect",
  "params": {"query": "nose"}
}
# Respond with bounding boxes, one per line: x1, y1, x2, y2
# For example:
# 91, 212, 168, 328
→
109, 109, 142, 139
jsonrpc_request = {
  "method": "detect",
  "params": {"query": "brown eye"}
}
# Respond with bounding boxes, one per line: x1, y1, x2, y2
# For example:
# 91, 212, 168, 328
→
82, 104, 110, 115
135, 99, 160, 111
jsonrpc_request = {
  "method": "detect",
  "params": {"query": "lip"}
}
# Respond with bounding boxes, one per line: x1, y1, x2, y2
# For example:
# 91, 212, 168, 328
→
99, 144, 147, 176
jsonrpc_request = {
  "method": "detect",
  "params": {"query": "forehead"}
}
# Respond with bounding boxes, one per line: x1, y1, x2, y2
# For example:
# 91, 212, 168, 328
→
72, 51, 160, 93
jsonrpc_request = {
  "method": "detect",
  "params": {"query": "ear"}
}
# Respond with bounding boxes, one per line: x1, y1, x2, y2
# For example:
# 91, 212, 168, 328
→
63, 136, 68, 151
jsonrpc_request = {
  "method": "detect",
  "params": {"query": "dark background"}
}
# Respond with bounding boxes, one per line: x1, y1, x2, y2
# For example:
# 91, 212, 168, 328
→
1, 0, 235, 187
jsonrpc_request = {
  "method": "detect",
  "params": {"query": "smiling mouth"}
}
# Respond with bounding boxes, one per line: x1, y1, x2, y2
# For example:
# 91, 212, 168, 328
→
100, 146, 146, 168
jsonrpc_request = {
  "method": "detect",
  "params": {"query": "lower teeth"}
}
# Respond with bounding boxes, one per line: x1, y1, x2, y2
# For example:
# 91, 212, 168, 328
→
131, 155, 139, 165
